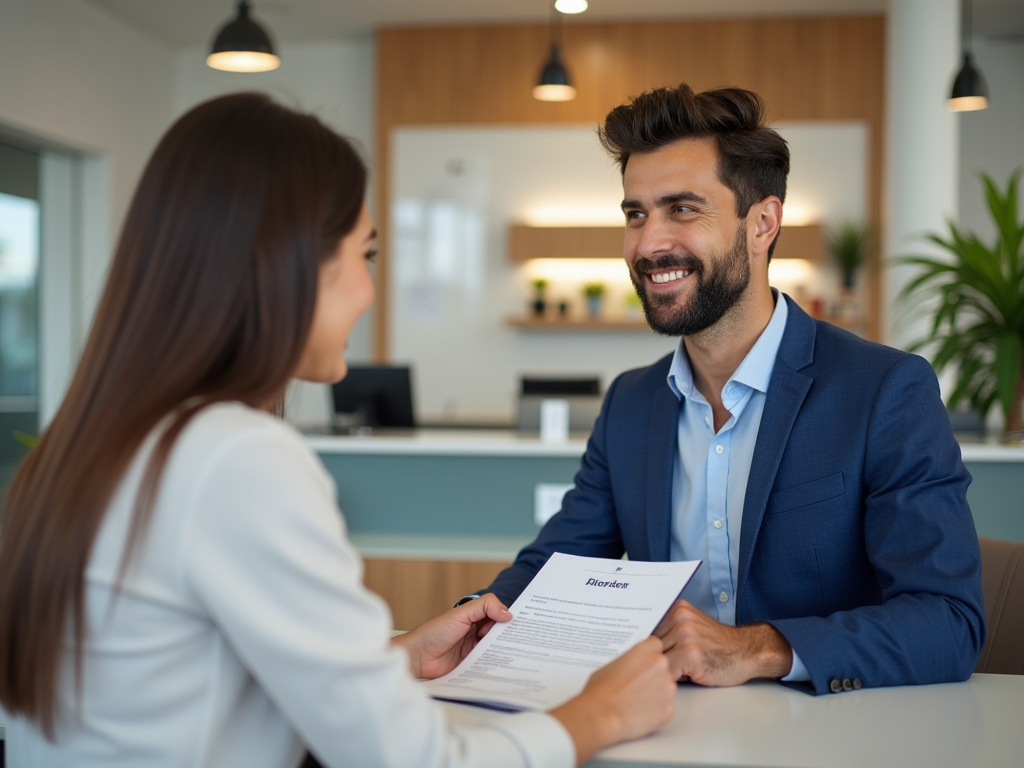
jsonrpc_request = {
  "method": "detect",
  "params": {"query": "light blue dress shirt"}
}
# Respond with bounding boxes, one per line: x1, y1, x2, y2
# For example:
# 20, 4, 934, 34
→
666, 289, 808, 681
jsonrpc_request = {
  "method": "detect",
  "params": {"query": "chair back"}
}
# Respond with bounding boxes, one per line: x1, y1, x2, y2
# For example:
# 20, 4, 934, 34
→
975, 536, 1024, 674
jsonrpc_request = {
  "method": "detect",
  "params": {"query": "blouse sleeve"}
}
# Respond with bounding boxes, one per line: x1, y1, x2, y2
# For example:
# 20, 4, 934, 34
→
179, 420, 574, 768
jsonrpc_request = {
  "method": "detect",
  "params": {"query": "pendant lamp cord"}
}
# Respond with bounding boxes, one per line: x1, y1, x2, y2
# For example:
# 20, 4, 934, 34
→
550, 1, 563, 49
962, 0, 972, 56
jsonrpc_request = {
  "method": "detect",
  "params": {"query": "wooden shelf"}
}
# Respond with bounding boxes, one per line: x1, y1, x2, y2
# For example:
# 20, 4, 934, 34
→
507, 315, 651, 332
508, 223, 823, 263
508, 224, 623, 262
774, 224, 824, 263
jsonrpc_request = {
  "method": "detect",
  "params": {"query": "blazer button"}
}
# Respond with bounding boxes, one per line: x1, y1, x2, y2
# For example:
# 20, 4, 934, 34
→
853, 678, 862, 689
830, 679, 842, 693
842, 679, 853, 691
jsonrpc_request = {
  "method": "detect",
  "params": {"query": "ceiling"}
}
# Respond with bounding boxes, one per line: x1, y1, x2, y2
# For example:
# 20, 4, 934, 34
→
84, 0, 1024, 48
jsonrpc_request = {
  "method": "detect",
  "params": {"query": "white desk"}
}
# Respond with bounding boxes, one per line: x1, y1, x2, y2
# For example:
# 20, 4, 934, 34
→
3, 676, 1018, 764
307, 430, 1024, 463
306, 429, 588, 458
442, 674, 1024, 767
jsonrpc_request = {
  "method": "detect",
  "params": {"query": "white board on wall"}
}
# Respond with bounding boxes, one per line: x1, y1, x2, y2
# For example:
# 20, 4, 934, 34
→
390, 122, 867, 424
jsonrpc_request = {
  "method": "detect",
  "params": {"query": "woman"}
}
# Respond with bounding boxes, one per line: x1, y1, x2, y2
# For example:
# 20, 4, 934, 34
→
0, 93, 675, 768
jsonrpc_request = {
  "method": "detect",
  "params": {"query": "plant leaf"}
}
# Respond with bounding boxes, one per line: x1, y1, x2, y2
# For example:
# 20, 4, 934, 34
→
994, 334, 1024, 424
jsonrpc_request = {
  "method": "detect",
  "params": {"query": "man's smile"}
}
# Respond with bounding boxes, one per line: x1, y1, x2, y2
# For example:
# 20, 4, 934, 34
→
650, 269, 694, 285
635, 254, 704, 293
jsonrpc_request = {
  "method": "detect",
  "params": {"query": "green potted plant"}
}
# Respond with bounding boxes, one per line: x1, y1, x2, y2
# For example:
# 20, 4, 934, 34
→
583, 282, 605, 319
897, 170, 1024, 441
624, 290, 643, 320
530, 278, 548, 316
13, 431, 38, 450
827, 220, 873, 290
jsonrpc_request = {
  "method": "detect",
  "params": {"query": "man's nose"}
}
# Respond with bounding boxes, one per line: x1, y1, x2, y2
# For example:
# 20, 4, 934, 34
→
633, 214, 675, 259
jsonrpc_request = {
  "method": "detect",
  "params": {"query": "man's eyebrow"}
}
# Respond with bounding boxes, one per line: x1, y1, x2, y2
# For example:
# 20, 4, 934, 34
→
657, 191, 708, 207
620, 191, 709, 211
366, 228, 378, 241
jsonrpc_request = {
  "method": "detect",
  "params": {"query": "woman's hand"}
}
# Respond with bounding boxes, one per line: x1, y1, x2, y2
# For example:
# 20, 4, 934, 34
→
549, 636, 676, 765
392, 594, 512, 680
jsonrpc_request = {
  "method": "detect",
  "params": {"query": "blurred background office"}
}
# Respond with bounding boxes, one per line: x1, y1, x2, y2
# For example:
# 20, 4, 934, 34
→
1, 0, 1023, 626
0, 0, 1022, 435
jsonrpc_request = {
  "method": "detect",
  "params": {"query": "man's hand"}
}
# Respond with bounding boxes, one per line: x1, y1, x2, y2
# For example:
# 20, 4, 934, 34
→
392, 594, 512, 680
654, 600, 793, 686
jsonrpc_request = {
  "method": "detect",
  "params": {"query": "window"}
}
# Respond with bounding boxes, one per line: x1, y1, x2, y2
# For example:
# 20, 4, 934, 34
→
0, 141, 40, 502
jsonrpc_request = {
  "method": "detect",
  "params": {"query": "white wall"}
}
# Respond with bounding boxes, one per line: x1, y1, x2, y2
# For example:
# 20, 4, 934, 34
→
3, 2, 1022, 427
391, 124, 867, 423
884, 0, 961, 350
958, 37, 1024, 240
174, 39, 375, 160
955, 35, 1024, 432
0, 3, 378, 427
0, 0, 176, 415
175, 38, 377, 426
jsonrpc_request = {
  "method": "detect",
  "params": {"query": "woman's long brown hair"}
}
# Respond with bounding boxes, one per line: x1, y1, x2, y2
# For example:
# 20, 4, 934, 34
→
0, 92, 367, 737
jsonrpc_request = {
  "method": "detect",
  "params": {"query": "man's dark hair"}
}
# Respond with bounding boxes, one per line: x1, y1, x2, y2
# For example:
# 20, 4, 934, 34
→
598, 84, 790, 257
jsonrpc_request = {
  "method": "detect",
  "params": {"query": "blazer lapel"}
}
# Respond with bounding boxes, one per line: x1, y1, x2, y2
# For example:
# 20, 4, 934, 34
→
646, 384, 681, 561
737, 298, 815, 595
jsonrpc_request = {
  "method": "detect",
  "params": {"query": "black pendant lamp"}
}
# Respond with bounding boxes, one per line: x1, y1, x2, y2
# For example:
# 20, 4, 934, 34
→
533, 5, 576, 102
207, 1, 280, 73
948, 0, 988, 112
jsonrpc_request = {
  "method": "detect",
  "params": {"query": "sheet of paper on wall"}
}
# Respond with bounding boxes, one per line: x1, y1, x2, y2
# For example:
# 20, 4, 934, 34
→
423, 552, 700, 711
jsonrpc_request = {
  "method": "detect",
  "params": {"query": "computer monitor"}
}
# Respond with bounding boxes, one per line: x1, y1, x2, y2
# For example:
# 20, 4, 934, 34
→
517, 376, 602, 433
520, 377, 601, 397
331, 365, 416, 429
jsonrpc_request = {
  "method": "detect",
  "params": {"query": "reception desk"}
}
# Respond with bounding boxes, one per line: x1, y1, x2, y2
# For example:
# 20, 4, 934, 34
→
308, 430, 1024, 628
309, 430, 1024, 543
309, 430, 579, 627
442, 673, 1024, 767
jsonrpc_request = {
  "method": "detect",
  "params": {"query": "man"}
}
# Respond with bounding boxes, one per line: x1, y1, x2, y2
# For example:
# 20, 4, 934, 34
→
475, 84, 985, 695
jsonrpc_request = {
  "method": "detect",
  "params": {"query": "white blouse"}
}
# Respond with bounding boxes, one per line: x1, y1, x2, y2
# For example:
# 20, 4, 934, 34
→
6, 403, 573, 768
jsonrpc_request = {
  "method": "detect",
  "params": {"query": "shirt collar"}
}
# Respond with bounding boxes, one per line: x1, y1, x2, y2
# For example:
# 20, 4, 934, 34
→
667, 288, 789, 401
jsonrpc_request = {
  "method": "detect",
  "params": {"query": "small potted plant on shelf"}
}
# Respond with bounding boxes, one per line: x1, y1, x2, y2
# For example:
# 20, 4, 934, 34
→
897, 170, 1024, 442
624, 291, 643, 321
583, 282, 605, 319
827, 220, 874, 290
530, 278, 548, 316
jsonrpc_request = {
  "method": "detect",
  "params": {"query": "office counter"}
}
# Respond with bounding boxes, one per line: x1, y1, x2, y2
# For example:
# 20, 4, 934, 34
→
308, 430, 1024, 628
309, 430, 580, 627
441, 674, 1024, 768
307, 429, 588, 458
308, 430, 587, 547
309, 430, 1024, 546
955, 441, 1024, 543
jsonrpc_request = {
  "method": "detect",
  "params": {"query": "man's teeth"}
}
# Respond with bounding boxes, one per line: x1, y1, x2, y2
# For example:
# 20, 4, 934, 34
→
651, 270, 691, 284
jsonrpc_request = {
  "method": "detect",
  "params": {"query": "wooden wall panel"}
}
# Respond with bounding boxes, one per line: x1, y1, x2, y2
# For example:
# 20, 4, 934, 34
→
363, 557, 509, 630
375, 16, 886, 354
508, 224, 822, 263
508, 225, 624, 262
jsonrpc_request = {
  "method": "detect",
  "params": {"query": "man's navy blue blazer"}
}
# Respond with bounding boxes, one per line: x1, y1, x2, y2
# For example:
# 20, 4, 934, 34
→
485, 295, 986, 695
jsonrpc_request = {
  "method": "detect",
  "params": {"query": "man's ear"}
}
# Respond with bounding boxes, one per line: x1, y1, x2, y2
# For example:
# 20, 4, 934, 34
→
750, 196, 783, 258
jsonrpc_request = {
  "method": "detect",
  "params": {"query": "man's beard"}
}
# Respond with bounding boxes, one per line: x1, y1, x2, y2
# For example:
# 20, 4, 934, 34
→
630, 226, 750, 337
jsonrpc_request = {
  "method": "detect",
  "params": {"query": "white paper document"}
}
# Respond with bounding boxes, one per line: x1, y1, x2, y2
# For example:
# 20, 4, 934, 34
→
424, 553, 700, 711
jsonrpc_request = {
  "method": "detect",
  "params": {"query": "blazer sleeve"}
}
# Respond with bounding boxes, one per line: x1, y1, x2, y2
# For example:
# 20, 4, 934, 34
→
767, 353, 986, 694
482, 376, 631, 605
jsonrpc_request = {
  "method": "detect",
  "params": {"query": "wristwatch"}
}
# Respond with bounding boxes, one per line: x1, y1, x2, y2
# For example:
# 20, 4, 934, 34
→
453, 594, 481, 607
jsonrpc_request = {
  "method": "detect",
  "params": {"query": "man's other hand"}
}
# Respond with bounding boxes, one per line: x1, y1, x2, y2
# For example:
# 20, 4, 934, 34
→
654, 600, 793, 686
